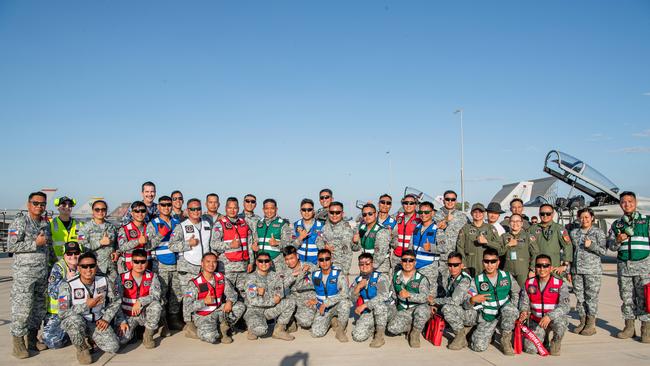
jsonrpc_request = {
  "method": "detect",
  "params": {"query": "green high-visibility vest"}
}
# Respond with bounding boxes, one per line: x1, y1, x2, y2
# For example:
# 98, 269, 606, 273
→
612, 212, 650, 261
358, 223, 382, 254
447, 271, 472, 295
393, 270, 424, 311
50, 217, 83, 261
47, 260, 74, 314
475, 270, 511, 321
256, 217, 286, 260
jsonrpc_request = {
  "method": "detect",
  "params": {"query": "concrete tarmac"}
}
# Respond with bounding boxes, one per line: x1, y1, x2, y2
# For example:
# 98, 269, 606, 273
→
0, 256, 648, 365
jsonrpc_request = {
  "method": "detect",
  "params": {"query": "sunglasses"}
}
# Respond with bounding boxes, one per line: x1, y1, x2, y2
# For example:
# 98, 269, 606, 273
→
318, 257, 332, 262
362, 212, 375, 217
483, 259, 498, 264
379, 200, 392, 205
79, 263, 97, 269
402, 201, 416, 206
65, 251, 81, 256
444, 197, 457, 202
30, 201, 47, 207
539, 212, 553, 217
132, 209, 147, 214
535, 263, 551, 268
159, 203, 172, 207
188, 207, 202, 212
172, 197, 184, 201
132, 260, 148, 264
447, 262, 461, 267
319, 195, 331, 200
93, 207, 107, 212
358, 261, 373, 266
257, 259, 271, 264
401, 258, 415, 263
301, 208, 314, 212
417, 210, 432, 215
328, 211, 342, 215
245, 199, 257, 204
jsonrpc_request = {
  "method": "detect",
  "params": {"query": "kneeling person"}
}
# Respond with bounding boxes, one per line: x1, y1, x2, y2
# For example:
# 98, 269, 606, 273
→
387, 249, 431, 348
115, 249, 162, 348
187, 252, 245, 344
281, 246, 317, 331
518, 254, 570, 356
350, 253, 391, 347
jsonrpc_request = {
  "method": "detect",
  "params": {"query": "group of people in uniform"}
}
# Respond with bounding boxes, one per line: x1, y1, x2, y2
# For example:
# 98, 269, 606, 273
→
7, 182, 650, 364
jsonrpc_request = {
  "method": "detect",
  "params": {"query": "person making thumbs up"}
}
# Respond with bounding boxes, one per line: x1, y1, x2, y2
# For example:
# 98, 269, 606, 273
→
78, 200, 119, 280
255, 199, 292, 271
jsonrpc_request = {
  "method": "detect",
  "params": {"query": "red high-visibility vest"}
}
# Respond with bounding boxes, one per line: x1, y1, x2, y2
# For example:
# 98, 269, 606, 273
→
192, 272, 226, 316
394, 212, 421, 257
525, 276, 562, 322
122, 222, 150, 271
218, 217, 250, 262
120, 271, 154, 316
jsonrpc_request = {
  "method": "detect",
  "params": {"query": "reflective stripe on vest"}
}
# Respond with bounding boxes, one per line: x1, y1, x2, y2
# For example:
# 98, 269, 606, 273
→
120, 271, 154, 316
412, 222, 439, 269
393, 270, 424, 310
525, 276, 562, 322
151, 217, 180, 265
51, 217, 82, 260
192, 272, 225, 315
381, 215, 397, 230
180, 219, 212, 266
613, 213, 650, 261
122, 222, 150, 270
395, 213, 421, 257
69, 276, 108, 322
48, 260, 72, 314
256, 217, 286, 259
358, 223, 388, 257
475, 270, 511, 321
294, 219, 323, 265
219, 217, 250, 262
312, 269, 341, 303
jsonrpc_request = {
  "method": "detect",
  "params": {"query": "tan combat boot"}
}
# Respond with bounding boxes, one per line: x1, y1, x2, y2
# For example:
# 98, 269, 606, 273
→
550, 334, 563, 356
447, 327, 468, 350
408, 329, 420, 348
143, 328, 155, 349
641, 321, 650, 343
572, 316, 586, 334
220, 322, 233, 344
272, 324, 295, 341
287, 320, 298, 333
12, 336, 29, 359
184, 321, 199, 339
75, 343, 92, 365
501, 331, 514, 356
617, 319, 636, 339
369, 327, 385, 348
580, 316, 597, 336
332, 319, 348, 343
27, 330, 48, 351
247, 330, 258, 340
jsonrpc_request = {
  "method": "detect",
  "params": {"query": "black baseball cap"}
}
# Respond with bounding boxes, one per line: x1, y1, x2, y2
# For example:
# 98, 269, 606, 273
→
64, 242, 81, 254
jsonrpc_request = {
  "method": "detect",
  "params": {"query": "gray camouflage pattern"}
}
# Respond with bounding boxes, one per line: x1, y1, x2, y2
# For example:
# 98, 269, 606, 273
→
316, 220, 354, 274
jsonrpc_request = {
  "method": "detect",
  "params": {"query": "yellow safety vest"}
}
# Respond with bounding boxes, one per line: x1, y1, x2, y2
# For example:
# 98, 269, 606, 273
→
50, 217, 83, 261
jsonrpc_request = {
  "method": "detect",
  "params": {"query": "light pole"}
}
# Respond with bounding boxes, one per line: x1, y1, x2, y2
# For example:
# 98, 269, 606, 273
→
454, 109, 465, 212
386, 150, 393, 194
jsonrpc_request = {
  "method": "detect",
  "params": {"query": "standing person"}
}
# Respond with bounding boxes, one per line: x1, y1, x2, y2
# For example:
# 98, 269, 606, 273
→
387, 250, 430, 348
280, 246, 317, 331
210, 197, 254, 293
293, 198, 324, 266
43, 242, 80, 349
501, 198, 531, 232
486, 202, 506, 236
519, 254, 571, 356
243, 252, 296, 341
391, 194, 421, 271
8, 191, 51, 359
117, 201, 151, 274
456, 203, 501, 277
411, 201, 445, 298
122, 181, 158, 225
529, 204, 573, 271
239, 194, 262, 229
114, 249, 162, 348
499, 213, 539, 288
147, 196, 183, 332
530, 216, 539, 225
377, 194, 397, 230
349, 253, 391, 348
352, 203, 391, 273
186, 252, 245, 344
468, 248, 520, 355
78, 200, 119, 281
59, 252, 121, 364
171, 190, 185, 222
50, 196, 83, 263
202, 193, 223, 228
309, 249, 351, 342
608, 191, 650, 343
570, 207, 607, 336
434, 190, 469, 289
315, 188, 333, 223
253, 198, 292, 270
315, 201, 354, 275
168, 198, 213, 337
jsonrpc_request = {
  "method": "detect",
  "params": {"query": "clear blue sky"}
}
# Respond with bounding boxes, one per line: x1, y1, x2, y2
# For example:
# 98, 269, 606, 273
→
1, 0, 649, 217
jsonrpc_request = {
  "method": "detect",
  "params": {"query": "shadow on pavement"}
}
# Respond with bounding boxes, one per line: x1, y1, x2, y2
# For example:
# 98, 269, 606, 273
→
280, 351, 309, 366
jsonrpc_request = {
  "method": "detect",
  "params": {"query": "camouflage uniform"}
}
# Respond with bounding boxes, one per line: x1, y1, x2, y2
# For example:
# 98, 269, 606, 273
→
78, 220, 119, 280
121, 203, 158, 226
239, 211, 262, 233
187, 274, 245, 343
499, 231, 539, 287
254, 216, 293, 271
434, 209, 470, 288
58, 275, 121, 353
519, 279, 570, 354
351, 224, 391, 273
116, 223, 152, 274
570, 227, 607, 317
437, 273, 477, 333
310, 270, 352, 337
349, 272, 392, 342
501, 216, 531, 233
147, 219, 182, 317
529, 222, 573, 267
243, 271, 296, 337
114, 272, 163, 344
387, 271, 431, 335
279, 262, 317, 328
316, 220, 354, 275
315, 208, 329, 223
8, 214, 51, 338
469, 271, 520, 352
43, 259, 76, 349
210, 218, 254, 293
456, 223, 501, 277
